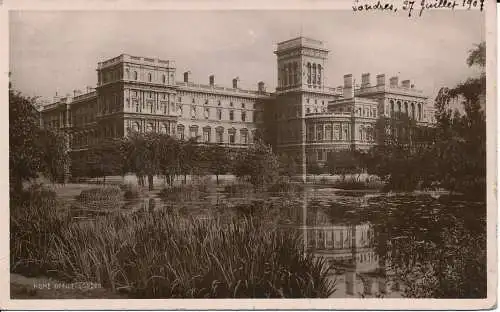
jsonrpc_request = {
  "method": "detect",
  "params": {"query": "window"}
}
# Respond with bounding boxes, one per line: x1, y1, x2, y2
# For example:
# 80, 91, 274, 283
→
192, 98, 196, 104
325, 124, 332, 141
177, 104, 183, 115
162, 75, 166, 84
177, 125, 185, 140
205, 99, 208, 105
317, 150, 323, 161
190, 126, 198, 139
148, 73, 152, 82
306, 108, 310, 114
217, 109, 222, 120
230, 102, 233, 107
229, 110, 234, 121
315, 99, 317, 104
203, 128, 211, 142
241, 130, 248, 144
178, 97, 182, 102
204, 108, 210, 119
134, 71, 138, 80
146, 123, 154, 133
306, 98, 310, 104
334, 125, 340, 140
307, 125, 314, 141
218, 100, 221, 106
136, 102, 139, 112
126, 68, 130, 79
162, 93, 166, 100
228, 130, 235, 144
316, 126, 323, 141
191, 106, 197, 118
241, 103, 245, 108
241, 111, 246, 122
216, 128, 224, 143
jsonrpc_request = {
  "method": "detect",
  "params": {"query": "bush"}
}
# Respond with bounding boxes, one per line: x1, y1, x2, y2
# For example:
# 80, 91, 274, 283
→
47, 212, 336, 298
120, 183, 142, 200
10, 184, 69, 277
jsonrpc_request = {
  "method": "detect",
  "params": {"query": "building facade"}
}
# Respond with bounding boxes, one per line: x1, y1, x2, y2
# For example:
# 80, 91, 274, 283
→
40, 36, 434, 178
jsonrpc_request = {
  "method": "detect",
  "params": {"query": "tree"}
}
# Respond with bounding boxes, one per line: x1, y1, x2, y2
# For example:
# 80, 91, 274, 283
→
326, 150, 363, 180
37, 129, 69, 183
207, 144, 230, 185
233, 139, 279, 188
278, 154, 298, 179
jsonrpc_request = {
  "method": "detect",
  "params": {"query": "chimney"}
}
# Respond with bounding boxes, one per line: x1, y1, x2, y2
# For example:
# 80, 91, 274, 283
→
343, 74, 354, 99
402, 80, 410, 88
258, 81, 266, 92
361, 73, 371, 87
209, 75, 215, 86
389, 76, 399, 87
183, 71, 191, 83
232, 77, 239, 89
376, 74, 386, 86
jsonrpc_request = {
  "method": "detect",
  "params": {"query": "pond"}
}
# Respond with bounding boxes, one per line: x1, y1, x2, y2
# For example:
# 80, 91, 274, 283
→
80, 185, 487, 298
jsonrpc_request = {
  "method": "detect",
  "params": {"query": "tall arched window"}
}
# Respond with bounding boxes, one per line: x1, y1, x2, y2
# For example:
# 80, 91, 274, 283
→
317, 64, 322, 86
293, 62, 299, 84
134, 71, 138, 80
148, 73, 152, 82
312, 64, 317, 84
397, 101, 402, 113
390, 100, 395, 116
404, 102, 408, 115
411, 103, 415, 119
307, 63, 311, 84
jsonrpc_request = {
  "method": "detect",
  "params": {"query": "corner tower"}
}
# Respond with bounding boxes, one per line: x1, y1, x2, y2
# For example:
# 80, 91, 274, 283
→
275, 37, 329, 92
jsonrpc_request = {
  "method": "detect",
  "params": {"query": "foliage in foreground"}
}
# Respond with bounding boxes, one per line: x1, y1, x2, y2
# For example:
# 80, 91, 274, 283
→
11, 186, 335, 298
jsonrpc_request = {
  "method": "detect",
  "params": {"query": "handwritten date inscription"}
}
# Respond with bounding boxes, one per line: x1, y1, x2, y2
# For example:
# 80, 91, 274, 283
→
353, 0, 485, 17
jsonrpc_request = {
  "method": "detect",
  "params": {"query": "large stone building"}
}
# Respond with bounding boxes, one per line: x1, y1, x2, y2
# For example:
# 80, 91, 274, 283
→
40, 36, 434, 178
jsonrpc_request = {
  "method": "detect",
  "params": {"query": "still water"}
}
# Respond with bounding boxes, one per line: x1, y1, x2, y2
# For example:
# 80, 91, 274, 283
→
121, 186, 485, 298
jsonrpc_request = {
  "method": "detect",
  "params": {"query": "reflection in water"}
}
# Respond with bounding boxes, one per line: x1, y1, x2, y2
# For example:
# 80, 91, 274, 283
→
279, 190, 402, 298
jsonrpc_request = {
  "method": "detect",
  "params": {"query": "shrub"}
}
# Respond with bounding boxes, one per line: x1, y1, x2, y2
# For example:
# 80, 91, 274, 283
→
121, 183, 142, 200
47, 212, 336, 298
10, 184, 69, 277
75, 186, 123, 210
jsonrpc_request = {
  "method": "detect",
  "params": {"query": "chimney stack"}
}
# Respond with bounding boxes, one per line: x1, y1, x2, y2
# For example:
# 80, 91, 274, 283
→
209, 75, 215, 86
376, 74, 386, 86
343, 74, 354, 99
389, 76, 399, 87
258, 81, 266, 92
402, 80, 410, 88
232, 77, 239, 89
361, 73, 371, 87
183, 71, 191, 83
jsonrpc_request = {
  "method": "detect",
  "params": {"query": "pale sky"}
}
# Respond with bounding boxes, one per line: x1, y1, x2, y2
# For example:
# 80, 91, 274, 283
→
9, 10, 485, 103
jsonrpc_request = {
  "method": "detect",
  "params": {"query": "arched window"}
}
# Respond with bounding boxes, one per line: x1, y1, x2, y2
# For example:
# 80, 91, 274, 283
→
317, 64, 322, 86
312, 63, 317, 84
359, 125, 364, 141
397, 101, 402, 113
307, 63, 311, 84
411, 103, 415, 119
126, 68, 130, 79
177, 124, 185, 140
294, 62, 299, 84
134, 71, 138, 80
148, 73, 152, 82
404, 102, 408, 115
390, 100, 395, 116
132, 122, 140, 132
216, 127, 224, 143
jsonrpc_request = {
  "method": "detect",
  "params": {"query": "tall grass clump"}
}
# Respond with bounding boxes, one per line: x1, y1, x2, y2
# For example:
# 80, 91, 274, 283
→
266, 179, 305, 194
120, 183, 142, 200
223, 183, 254, 195
48, 212, 336, 298
75, 186, 123, 210
10, 184, 70, 277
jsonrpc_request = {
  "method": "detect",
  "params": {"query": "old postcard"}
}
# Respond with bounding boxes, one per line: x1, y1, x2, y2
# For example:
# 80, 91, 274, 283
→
0, 0, 496, 310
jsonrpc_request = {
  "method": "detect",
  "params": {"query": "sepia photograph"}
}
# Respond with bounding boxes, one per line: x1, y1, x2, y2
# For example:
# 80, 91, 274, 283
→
2, 0, 495, 309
